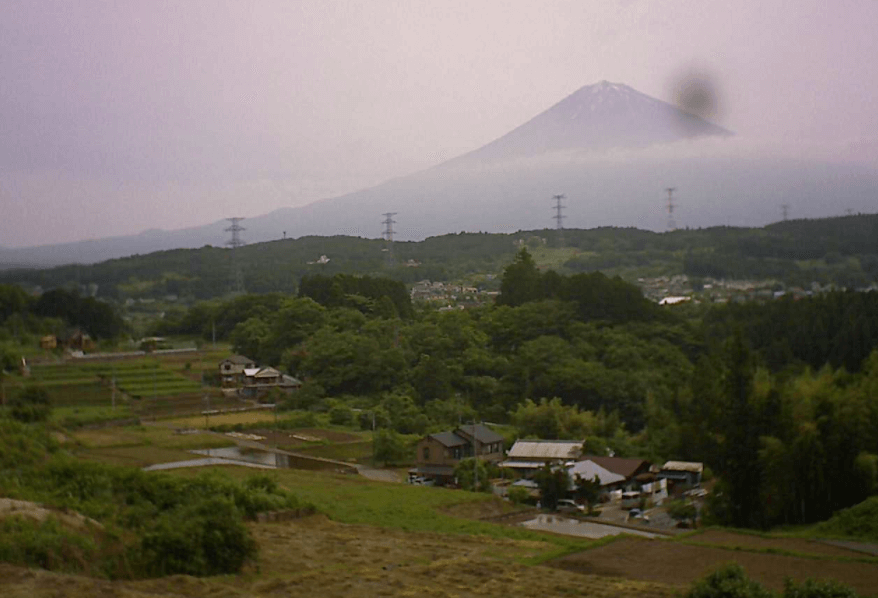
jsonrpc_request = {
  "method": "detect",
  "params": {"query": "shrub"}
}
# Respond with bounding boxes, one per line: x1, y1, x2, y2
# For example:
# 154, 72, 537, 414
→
507, 486, 531, 505
454, 458, 491, 492
667, 499, 698, 526
373, 429, 411, 465
10, 385, 52, 423
686, 564, 861, 598
0, 516, 102, 575
138, 496, 257, 577
686, 564, 773, 598
784, 578, 860, 598
329, 403, 354, 426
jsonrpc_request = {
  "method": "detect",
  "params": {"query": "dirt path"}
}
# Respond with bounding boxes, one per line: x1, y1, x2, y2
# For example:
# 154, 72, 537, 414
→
355, 466, 401, 483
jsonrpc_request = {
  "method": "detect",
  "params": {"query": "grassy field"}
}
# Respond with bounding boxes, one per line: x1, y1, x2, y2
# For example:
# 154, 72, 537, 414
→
4, 416, 876, 597
167, 409, 279, 429
51, 405, 134, 427
0, 516, 674, 598
7, 351, 256, 422
71, 424, 236, 467
551, 530, 878, 596
168, 464, 588, 557
529, 246, 580, 270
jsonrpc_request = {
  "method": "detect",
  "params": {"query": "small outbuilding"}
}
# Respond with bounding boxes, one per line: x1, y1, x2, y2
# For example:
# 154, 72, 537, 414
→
658, 461, 704, 488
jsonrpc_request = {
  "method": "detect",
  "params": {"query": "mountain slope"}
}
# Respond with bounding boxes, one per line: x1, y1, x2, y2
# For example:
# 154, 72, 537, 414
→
450, 80, 731, 164
3, 81, 876, 268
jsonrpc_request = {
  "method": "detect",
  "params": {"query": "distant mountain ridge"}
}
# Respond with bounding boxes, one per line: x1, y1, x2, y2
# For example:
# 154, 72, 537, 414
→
2, 80, 876, 268
4, 214, 877, 300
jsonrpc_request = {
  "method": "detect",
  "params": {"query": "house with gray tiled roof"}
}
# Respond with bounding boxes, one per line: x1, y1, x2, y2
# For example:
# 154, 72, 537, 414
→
409, 424, 504, 485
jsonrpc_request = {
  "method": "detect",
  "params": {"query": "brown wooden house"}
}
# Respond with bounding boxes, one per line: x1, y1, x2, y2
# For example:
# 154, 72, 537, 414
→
410, 424, 504, 485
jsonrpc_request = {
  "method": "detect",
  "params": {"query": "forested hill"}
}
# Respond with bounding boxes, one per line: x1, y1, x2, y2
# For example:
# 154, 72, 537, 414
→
3, 214, 878, 299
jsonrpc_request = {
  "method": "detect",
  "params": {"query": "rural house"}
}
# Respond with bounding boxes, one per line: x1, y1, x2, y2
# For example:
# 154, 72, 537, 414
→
410, 424, 505, 485
499, 439, 583, 474
240, 366, 302, 398
579, 455, 652, 494
62, 328, 95, 352
219, 355, 257, 388
657, 461, 704, 488
566, 459, 626, 490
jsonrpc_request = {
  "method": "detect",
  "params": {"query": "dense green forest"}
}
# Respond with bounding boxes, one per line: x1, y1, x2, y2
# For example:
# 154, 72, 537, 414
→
137, 251, 878, 531
5, 218, 878, 536
3, 214, 877, 301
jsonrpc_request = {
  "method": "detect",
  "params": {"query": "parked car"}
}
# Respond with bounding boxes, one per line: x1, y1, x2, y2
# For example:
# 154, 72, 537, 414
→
556, 499, 585, 514
628, 508, 650, 523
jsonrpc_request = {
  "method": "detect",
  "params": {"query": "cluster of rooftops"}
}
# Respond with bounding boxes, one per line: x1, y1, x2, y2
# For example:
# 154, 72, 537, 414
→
412, 428, 702, 491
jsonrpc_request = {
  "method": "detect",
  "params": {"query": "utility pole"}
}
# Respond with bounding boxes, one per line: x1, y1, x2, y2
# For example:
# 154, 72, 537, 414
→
473, 421, 479, 493
225, 217, 246, 295
111, 363, 116, 411
382, 212, 397, 268
665, 188, 677, 231
152, 360, 157, 421
552, 194, 566, 247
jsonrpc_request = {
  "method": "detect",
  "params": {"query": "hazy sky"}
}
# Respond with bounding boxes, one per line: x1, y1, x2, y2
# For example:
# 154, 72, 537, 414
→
2, 0, 877, 247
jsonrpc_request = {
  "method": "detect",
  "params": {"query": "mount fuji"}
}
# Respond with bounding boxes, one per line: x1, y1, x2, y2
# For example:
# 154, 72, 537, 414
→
3, 81, 876, 267
451, 80, 730, 163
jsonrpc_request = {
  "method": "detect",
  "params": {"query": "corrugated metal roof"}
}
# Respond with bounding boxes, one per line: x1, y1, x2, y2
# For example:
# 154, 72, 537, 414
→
567, 460, 625, 487
662, 461, 703, 473
499, 460, 545, 469
507, 440, 583, 460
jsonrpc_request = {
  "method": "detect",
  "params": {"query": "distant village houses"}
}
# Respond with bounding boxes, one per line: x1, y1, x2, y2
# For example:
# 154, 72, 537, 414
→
218, 355, 302, 398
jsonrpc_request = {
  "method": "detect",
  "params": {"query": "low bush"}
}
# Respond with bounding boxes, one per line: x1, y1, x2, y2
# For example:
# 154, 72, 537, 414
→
686, 564, 773, 598
686, 564, 861, 598
0, 516, 104, 576
138, 496, 257, 577
0, 421, 310, 579
9, 385, 52, 423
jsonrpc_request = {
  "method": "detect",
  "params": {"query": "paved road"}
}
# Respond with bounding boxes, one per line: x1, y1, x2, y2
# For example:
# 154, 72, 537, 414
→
819, 539, 878, 556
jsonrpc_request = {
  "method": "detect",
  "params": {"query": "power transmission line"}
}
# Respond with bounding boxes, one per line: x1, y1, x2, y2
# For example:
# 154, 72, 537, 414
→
225, 217, 246, 294
665, 188, 677, 231
552, 194, 566, 246
382, 212, 397, 268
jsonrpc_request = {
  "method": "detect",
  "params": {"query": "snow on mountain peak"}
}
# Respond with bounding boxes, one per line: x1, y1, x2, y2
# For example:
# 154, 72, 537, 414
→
452, 80, 731, 163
